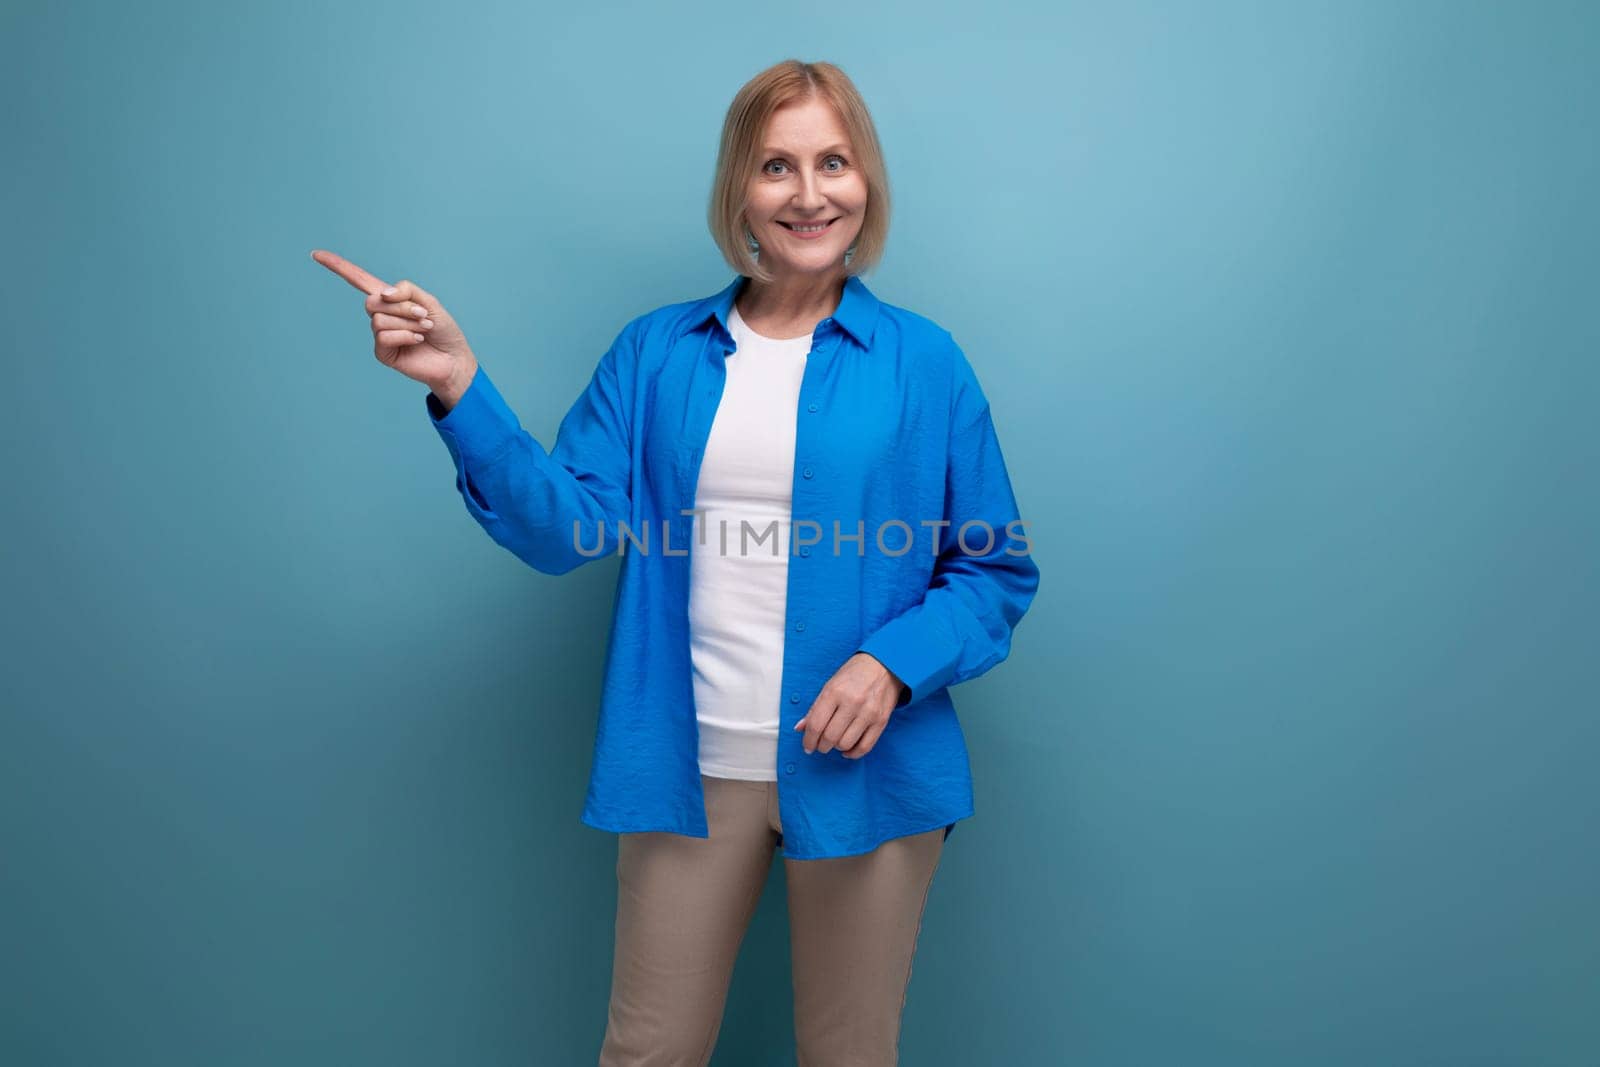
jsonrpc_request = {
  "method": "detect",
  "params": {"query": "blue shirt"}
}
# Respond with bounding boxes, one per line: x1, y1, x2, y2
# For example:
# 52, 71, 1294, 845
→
425, 273, 1040, 859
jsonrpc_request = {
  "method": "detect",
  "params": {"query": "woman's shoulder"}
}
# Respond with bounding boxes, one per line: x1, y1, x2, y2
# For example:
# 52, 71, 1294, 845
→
857, 290, 946, 342
599, 287, 729, 368
868, 297, 991, 422
865, 292, 972, 379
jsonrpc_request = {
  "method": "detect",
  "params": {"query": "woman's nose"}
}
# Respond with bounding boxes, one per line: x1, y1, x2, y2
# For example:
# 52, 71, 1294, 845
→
794, 172, 825, 208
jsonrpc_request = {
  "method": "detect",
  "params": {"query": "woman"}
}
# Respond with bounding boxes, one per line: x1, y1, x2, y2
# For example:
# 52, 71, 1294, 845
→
314, 59, 1039, 1067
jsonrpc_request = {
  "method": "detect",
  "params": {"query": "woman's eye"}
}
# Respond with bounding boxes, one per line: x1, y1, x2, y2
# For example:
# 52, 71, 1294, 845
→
764, 154, 849, 175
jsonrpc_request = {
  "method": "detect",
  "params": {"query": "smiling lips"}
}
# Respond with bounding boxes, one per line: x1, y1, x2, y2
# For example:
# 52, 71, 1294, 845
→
779, 217, 839, 238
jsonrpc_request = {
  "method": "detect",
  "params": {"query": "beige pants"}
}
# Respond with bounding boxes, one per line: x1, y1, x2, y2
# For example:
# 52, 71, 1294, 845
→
598, 774, 946, 1066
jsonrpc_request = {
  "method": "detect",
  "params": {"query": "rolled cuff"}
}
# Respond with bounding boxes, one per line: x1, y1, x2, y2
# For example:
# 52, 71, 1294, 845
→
425, 365, 521, 467
856, 615, 955, 710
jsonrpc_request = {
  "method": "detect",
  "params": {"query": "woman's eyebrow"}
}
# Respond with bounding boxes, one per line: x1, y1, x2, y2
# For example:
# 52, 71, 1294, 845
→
762, 142, 852, 156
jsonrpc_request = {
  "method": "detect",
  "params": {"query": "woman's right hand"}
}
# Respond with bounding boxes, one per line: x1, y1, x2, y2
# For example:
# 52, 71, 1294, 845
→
311, 248, 479, 407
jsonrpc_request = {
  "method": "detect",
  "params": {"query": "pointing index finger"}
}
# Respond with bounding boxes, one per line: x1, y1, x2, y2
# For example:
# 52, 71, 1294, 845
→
310, 249, 390, 296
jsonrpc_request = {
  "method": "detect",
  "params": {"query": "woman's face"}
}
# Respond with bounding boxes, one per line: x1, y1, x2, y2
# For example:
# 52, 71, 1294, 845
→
743, 97, 868, 280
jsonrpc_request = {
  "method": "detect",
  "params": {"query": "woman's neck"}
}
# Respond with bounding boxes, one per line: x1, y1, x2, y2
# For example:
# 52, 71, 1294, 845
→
734, 272, 845, 340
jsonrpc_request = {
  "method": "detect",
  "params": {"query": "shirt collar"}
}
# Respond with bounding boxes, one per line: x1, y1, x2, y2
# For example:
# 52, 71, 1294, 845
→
691, 273, 880, 350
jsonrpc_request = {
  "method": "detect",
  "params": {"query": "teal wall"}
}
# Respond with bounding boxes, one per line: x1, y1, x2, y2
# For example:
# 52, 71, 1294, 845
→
4, 1, 1595, 1064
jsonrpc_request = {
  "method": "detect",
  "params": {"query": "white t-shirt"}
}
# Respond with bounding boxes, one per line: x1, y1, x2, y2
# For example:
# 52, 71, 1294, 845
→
688, 304, 813, 780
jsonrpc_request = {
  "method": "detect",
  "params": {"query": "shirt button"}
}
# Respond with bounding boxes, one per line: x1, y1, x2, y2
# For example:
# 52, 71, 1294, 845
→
807, 402, 818, 412
799, 546, 810, 557
785, 762, 796, 774
790, 693, 800, 703
802, 466, 813, 478
794, 620, 806, 632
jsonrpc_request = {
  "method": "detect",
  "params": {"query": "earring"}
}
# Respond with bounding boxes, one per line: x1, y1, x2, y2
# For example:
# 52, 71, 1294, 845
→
744, 227, 760, 256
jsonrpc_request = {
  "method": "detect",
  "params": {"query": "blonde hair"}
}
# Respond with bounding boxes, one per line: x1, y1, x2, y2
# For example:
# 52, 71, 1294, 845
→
707, 60, 891, 283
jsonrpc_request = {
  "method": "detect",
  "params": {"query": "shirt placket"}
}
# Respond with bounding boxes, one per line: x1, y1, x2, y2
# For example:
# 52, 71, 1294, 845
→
774, 318, 839, 855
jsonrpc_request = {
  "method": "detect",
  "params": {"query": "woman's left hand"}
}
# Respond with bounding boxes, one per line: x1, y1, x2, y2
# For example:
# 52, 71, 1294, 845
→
795, 653, 906, 759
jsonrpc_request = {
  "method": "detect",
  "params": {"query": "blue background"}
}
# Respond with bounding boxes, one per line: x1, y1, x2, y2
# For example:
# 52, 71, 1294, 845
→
4, 1, 1596, 1064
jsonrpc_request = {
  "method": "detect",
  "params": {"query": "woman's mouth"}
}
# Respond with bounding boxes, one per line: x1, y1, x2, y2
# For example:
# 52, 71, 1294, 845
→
778, 217, 840, 239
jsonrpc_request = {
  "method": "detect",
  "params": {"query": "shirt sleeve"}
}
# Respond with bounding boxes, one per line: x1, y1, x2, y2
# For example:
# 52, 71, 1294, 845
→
855, 338, 1041, 707
424, 320, 637, 575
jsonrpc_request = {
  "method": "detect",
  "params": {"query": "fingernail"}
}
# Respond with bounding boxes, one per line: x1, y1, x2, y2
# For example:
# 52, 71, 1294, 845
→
382, 287, 397, 295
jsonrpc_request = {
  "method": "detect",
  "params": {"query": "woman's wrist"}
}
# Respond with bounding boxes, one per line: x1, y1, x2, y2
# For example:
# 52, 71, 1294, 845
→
430, 357, 480, 413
